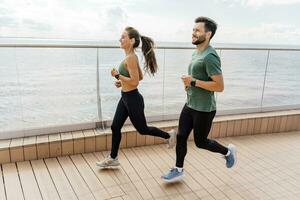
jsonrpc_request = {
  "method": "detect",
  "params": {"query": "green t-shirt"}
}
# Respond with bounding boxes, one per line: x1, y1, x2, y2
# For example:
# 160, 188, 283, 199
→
186, 46, 222, 112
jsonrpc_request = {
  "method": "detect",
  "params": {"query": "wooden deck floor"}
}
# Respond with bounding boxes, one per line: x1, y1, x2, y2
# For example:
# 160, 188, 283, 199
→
1, 131, 300, 200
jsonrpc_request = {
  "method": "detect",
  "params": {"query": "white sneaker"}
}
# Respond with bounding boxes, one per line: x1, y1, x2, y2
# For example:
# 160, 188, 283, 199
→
167, 129, 177, 149
96, 155, 120, 168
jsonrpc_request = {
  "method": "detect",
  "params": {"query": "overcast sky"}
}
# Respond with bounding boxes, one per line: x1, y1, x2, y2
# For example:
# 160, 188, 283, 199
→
0, 0, 299, 45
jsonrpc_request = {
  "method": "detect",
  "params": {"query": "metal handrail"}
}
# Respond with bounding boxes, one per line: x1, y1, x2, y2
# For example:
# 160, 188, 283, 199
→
0, 43, 300, 51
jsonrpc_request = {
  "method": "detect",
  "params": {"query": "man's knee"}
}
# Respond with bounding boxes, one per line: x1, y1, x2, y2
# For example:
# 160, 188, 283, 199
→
177, 133, 188, 143
111, 124, 121, 132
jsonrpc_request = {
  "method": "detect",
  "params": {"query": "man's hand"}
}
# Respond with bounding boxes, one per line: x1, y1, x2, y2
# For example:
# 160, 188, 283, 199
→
181, 75, 193, 87
114, 80, 121, 88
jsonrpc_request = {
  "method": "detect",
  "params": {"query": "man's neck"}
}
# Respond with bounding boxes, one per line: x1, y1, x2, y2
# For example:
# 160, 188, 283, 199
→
196, 42, 210, 52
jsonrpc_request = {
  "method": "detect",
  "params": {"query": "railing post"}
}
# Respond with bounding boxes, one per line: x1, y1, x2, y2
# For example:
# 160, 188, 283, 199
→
96, 48, 104, 129
260, 50, 270, 111
162, 48, 166, 120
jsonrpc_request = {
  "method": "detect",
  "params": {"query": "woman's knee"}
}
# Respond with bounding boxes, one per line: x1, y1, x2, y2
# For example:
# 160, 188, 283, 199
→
136, 126, 149, 135
195, 139, 210, 148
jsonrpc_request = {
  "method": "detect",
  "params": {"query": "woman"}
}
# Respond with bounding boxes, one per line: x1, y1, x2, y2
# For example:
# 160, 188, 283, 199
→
96, 27, 176, 168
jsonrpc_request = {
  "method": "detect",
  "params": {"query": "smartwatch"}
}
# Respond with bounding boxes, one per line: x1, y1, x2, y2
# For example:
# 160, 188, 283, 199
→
115, 74, 120, 80
191, 79, 196, 87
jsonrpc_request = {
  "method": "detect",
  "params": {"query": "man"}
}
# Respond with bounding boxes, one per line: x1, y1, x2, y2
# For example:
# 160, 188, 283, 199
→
162, 17, 237, 182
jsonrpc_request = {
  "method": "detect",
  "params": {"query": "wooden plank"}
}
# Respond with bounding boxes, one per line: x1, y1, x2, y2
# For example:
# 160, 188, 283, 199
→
95, 131, 107, 152
36, 135, 49, 159
117, 150, 153, 200
92, 152, 125, 198
57, 156, 95, 200
136, 132, 146, 146
82, 153, 118, 190
226, 120, 235, 137
44, 158, 78, 200
119, 132, 127, 149
298, 115, 300, 130
145, 135, 155, 145
240, 119, 249, 136
260, 117, 269, 134
133, 147, 181, 197
279, 116, 288, 132
154, 134, 165, 145
122, 148, 166, 199
49, 134, 62, 157
0, 166, 6, 200
233, 120, 242, 136
23, 136, 37, 161
126, 132, 137, 147
2, 163, 24, 200
152, 145, 202, 198
254, 118, 262, 134
17, 161, 43, 200
141, 146, 191, 198
9, 138, 24, 162
0, 140, 11, 164
61, 132, 74, 155
247, 118, 255, 135
31, 160, 60, 200
83, 130, 96, 153
0, 150, 10, 164
106, 134, 112, 150
219, 121, 228, 138
72, 131, 85, 154
267, 117, 275, 133
291, 115, 299, 131
70, 154, 111, 200
211, 122, 220, 138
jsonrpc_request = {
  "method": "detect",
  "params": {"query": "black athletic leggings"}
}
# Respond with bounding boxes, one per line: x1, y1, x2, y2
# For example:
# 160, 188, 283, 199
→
110, 89, 170, 158
176, 104, 228, 167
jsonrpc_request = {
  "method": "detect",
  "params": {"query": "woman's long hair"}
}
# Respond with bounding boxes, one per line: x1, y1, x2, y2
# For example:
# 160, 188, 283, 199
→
125, 27, 158, 75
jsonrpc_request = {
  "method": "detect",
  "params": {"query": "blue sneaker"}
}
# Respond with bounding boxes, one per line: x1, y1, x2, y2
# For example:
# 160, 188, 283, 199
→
225, 144, 237, 168
161, 168, 184, 182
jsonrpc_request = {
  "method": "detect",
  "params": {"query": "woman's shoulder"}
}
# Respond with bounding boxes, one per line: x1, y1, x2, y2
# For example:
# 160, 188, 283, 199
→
124, 54, 139, 65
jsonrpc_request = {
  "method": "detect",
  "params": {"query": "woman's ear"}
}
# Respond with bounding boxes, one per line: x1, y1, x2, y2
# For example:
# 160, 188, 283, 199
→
131, 38, 135, 45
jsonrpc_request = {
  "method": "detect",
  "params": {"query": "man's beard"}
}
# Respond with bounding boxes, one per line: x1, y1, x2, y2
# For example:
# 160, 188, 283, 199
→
192, 35, 206, 45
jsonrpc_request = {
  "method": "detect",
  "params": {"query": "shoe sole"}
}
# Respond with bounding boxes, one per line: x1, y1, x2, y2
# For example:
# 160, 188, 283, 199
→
162, 174, 184, 183
96, 163, 120, 168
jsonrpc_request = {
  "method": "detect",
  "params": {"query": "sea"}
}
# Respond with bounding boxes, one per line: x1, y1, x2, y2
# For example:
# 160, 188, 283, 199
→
0, 38, 299, 133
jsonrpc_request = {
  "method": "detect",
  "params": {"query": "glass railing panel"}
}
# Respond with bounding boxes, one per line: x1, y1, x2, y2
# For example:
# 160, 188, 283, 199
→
163, 48, 194, 117
217, 50, 268, 111
4, 48, 98, 134
0, 47, 23, 133
262, 50, 300, 108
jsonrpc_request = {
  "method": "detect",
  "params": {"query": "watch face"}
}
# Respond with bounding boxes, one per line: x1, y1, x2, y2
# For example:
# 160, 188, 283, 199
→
191, 80, 196, 87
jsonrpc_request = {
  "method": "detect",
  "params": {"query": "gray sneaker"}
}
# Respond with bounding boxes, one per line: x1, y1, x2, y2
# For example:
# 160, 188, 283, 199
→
167, 129, 177, 149
96, 155, 120, 168
225, 144, 237, 168
161, 168, 184, 183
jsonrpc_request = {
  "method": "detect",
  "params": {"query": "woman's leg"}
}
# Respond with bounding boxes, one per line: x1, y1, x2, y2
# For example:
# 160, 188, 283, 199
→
127, 92, 170, 139
110, 98, 129, 158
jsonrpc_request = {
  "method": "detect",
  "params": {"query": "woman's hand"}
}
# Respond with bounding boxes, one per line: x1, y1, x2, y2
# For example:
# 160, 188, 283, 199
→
114, 80, 121, 88
111, 68, 119, 77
